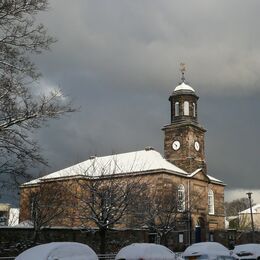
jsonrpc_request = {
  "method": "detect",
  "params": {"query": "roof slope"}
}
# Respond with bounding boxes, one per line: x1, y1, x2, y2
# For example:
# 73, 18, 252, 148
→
239, 204, 260, 214
22, 149, 223, 186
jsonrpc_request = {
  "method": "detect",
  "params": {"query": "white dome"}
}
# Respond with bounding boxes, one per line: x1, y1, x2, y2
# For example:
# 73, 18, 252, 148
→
174, 82, 195, 92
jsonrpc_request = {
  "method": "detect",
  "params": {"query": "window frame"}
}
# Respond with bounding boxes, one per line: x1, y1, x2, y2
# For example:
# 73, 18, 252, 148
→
175, 102, 180, 116
208, 189, 215, 215
193, 102, 196, 117
184, 101, 189, 116
177, 184, 185, 212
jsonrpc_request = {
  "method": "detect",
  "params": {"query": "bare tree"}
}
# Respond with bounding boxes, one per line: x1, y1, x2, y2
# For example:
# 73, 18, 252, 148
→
0, 0, 75, 191
142, 185, 180, 246
225, 197, 254, 217
71, 158, 148, 254
7, 208, 19, 226
142, 184, 204, 246
237, 214, 251, 231
26, 181, 66, 243
225, 197, 255, 230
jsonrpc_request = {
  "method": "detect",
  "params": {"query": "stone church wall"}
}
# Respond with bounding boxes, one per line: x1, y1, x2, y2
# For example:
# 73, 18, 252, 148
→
19, 171, 225, 231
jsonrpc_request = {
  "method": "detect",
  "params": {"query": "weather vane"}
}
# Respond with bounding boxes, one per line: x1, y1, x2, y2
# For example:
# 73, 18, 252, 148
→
180, 62, 186, 82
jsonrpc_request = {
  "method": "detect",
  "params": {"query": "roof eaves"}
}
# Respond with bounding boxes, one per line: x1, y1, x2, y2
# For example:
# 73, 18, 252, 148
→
20, 168, 189, 186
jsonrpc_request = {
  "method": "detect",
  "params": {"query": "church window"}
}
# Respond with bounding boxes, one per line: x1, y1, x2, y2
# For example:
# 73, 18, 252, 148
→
177, 184, 185, 212
193, 103, 196, 117
184, 101, 189, 116
29, 194, 38, 220
208, 189, 214, 215
175, 102, 179, 116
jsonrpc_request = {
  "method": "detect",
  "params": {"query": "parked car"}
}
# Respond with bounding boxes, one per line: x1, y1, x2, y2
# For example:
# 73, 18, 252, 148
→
233, 244, 260, 260
182, 242, 234, 260
115, 243, 176, 260
15, 242, 98, 260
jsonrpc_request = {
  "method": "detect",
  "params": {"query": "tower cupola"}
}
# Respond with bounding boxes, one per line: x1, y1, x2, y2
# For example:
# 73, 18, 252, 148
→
174, 82, 195, 93
162, 63, 206, 173
169, 64, 199, 124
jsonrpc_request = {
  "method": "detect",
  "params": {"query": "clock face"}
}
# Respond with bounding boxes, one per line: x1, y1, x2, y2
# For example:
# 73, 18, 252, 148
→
172, 140, 180, 150
194, 141, 200, 151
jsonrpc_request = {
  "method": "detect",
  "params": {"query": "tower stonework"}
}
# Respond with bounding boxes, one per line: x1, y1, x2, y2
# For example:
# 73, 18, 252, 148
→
163, 77, 207, 173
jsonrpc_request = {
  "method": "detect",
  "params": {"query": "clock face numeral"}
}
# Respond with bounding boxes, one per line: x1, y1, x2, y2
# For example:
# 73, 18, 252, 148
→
172, 140, 180, 150
194, 141, 200, 151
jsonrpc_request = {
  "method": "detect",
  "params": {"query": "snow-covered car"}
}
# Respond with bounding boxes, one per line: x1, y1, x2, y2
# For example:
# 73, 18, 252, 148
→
182, 242, 235, 260
115, 243, 176, 260
15, 242, 98, 260
233, 244, 260, 260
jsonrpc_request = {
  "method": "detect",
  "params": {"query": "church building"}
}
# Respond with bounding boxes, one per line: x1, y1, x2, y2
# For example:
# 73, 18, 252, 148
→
19, 69, 225, 244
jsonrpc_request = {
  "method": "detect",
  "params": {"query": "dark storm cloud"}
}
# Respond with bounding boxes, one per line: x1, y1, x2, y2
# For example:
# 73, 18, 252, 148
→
28, 0, 260, 201
38, 0, 260, 94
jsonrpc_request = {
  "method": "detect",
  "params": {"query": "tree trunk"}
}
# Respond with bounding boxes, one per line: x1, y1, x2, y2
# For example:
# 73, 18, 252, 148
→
99, 228, 107, 254
161, 233, 168, 247
32, 228, 40, 244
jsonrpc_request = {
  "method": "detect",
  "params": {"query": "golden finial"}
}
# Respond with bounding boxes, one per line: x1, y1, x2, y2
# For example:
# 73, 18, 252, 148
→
180, 62, 186, 82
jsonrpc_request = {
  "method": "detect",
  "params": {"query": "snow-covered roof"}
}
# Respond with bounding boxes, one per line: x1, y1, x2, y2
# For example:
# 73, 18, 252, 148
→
239, 204, 260, 214
115, 243, 175, 260
207, 174, 223, 183
188, 169, 224, 184
183, 242, 230, 257
22, 149, 223, 186
15, 220, 33, 228
23, 149, 188, 185
0, 203, 10, 211
15, 242, 98, 260
174, 82, 195, 92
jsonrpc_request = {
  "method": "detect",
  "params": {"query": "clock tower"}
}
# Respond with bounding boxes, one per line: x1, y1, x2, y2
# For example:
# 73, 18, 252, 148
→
162, 65, 207, 173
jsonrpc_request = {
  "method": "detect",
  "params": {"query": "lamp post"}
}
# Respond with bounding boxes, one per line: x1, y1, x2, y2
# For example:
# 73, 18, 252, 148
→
246, 192, 255, 243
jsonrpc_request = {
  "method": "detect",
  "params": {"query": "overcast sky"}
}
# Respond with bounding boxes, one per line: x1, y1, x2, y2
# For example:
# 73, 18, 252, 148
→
17, 0, 260, 203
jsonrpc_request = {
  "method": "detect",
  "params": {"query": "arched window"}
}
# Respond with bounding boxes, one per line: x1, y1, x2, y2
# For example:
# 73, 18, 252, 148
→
177, 184, 185, 212
193, 102, 196, 117
184, 101, 189, 116
175, 102, 179, 116
208, 189, 214, 215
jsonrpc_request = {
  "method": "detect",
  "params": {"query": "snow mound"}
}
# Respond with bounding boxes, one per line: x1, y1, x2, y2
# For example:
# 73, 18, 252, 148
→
115, 243, 175, 260
15, 242, 98, 260
15, 220, 33, 227
233, 244, 260, 258
183, 242, 230, 258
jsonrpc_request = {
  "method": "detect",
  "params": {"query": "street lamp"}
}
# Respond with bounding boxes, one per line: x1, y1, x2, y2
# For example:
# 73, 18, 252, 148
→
246, 192, 255, 243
